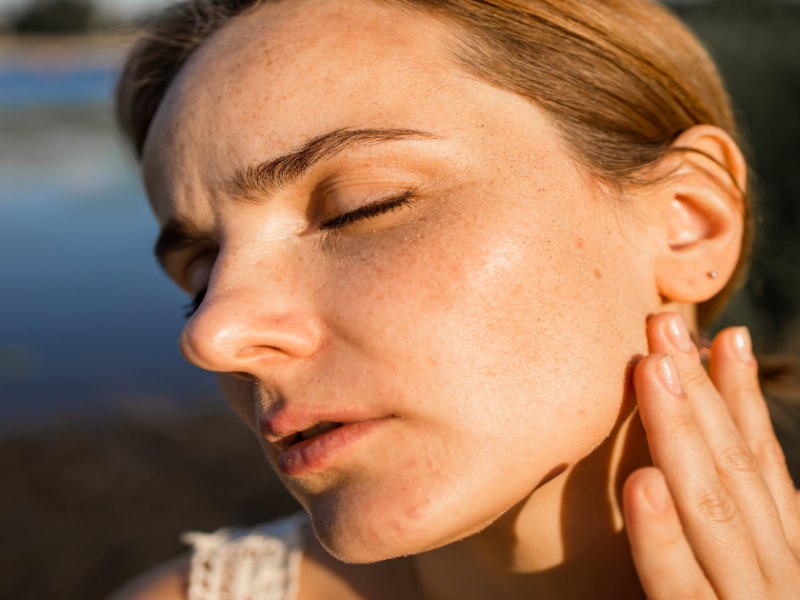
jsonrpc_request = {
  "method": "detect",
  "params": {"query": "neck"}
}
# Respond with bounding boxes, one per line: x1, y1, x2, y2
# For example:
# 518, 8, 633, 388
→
410, 404, 651, 600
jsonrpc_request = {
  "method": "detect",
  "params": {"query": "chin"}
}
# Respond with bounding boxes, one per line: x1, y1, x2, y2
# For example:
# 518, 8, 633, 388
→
254, 419, 472, 562
273, 445, 451, 562
300, 480, 474, 563
278, 443, 555, 564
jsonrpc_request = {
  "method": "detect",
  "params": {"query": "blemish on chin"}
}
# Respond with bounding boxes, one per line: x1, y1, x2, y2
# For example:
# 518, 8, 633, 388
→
594, 269, 602, 280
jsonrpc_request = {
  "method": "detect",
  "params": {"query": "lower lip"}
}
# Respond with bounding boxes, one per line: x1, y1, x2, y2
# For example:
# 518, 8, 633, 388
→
277, 419, 387, 477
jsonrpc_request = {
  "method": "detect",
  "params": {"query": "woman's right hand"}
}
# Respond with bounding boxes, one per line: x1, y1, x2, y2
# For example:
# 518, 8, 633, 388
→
623, 313, 800, 599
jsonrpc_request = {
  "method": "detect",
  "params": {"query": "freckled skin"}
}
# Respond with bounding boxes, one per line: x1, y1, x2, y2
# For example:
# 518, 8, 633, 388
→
144, 0, 658, 574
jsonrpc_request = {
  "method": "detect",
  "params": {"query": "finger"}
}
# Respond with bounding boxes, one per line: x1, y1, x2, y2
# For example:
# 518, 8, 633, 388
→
647, 314, 791, 572
710, 327, 800, 553
634, 351, 766, 598
624, 467, 715, 600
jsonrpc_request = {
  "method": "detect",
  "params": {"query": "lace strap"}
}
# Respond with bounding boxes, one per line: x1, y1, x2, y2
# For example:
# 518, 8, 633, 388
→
182, 512, 308, 600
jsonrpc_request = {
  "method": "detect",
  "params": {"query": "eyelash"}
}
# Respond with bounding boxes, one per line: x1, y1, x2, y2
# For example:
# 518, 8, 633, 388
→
320, 190, 415, 230
183, 286, 207, 319
181, 191, 415, 318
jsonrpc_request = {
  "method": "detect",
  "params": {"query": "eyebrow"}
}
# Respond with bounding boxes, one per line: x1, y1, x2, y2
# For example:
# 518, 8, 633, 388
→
155, 128, 438, 267
231, 127, 438, 202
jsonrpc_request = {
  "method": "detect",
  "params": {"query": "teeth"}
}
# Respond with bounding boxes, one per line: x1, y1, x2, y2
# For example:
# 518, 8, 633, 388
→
300, 422, 341, 441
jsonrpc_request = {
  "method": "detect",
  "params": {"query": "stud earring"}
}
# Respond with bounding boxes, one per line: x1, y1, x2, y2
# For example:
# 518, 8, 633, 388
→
708, 271, 718, 279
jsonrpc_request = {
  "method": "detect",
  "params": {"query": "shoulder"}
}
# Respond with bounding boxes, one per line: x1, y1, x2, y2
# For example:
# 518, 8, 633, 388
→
106, 555, 190, 600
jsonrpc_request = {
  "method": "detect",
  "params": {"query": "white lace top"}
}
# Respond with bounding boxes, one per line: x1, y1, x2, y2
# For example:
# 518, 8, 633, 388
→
182, 512, 309, 600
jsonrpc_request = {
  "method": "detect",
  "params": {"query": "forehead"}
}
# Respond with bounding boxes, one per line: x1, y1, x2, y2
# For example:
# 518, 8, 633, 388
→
142, 0, 488, 216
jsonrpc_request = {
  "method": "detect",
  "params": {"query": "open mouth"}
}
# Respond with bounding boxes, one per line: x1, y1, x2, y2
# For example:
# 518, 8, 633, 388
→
300, 421, 343, 440
278, 422, 343, 449
270, 417, 389, 477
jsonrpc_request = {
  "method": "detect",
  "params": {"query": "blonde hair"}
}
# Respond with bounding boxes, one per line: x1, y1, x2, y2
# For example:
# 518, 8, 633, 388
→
116, 0, 752, 327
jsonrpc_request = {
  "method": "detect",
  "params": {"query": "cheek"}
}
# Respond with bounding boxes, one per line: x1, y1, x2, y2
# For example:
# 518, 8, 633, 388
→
320, 188, 646, 470
297, 190, 650, 560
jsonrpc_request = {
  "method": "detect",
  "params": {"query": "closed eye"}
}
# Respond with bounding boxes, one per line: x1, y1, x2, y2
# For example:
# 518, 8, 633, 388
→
181, 193, 415, 315
320, 190, 415, 230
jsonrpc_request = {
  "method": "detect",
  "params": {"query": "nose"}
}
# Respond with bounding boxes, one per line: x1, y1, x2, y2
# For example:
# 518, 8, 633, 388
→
179, 286, 322, 375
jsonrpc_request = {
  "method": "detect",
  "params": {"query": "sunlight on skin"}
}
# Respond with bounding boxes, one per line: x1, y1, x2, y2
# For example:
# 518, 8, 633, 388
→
139, 0, 757, 598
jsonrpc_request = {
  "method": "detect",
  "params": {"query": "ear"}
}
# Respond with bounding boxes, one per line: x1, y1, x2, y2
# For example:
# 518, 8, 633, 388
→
651, 125, 746, 305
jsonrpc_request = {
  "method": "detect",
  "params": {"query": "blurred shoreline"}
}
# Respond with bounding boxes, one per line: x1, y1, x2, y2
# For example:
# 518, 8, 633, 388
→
0, 31, 222, 435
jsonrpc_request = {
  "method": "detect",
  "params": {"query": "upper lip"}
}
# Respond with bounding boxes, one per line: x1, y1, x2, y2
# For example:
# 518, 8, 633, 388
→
259, 406, 387, 451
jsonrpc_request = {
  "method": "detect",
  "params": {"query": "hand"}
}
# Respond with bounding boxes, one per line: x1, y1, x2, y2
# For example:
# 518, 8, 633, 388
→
623, 313, 800, 599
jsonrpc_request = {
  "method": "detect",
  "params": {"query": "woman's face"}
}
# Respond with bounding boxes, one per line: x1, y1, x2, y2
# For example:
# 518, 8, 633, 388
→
143, 0, 660, 562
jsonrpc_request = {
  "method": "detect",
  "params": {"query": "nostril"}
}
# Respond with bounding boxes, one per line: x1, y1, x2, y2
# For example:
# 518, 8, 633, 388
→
235, 345, 282, 359
230, 371, 255, 381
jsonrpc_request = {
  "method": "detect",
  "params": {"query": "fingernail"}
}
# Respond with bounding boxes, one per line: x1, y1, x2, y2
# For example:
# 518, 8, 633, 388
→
642, 473, 671, 513
732, 327, 753, 363
656, 355, 683, 395
665, 313, 693, 353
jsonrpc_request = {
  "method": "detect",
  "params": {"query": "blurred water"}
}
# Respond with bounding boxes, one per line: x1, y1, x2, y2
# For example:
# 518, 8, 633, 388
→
0, 61, 219, 433
0, 66, 117, 107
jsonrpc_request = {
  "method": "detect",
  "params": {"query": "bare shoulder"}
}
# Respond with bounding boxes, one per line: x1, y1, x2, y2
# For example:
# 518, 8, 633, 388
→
106, 555, 190, 600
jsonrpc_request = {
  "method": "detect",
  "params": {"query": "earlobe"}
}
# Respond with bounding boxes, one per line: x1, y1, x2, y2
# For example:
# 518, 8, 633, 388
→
652, 126, 746, 305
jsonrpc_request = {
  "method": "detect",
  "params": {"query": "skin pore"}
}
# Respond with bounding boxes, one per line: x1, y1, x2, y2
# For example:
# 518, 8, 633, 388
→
135, 0, 750, 598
